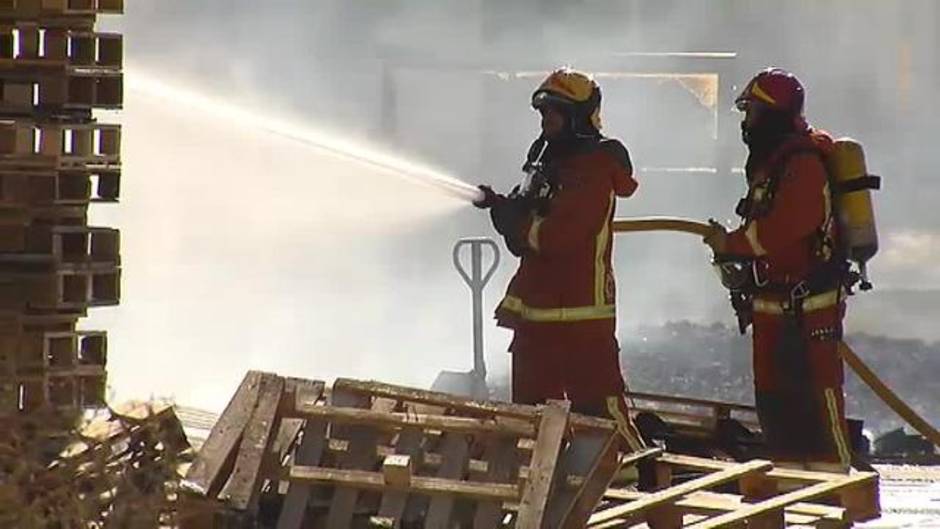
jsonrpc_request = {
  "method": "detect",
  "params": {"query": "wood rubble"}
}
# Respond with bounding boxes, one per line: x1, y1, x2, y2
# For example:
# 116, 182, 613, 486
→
179, 371, 881, 529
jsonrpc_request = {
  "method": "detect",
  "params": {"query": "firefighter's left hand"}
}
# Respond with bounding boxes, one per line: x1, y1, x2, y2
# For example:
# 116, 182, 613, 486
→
703, 219, 729, 254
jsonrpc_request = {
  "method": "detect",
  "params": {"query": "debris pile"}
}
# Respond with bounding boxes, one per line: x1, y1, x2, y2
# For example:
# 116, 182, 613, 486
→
178, 371, 880, 528
0, 401, 191, 529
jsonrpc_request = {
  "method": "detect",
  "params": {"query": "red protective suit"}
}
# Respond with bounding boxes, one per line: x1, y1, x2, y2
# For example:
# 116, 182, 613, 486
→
725, 130, 853, 469
496, 138, 644, 450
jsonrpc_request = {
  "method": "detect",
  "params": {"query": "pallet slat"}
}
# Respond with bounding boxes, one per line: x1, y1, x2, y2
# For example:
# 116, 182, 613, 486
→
275, 382, 327, 529
290, 466, 521, 503
588, 459, 773, 526
183, 371, 264, 498
516, 400, 570, 528
219, 373, 285, 511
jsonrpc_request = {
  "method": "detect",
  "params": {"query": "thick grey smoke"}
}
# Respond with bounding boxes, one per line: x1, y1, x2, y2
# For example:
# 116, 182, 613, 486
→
91, 1, 940, 410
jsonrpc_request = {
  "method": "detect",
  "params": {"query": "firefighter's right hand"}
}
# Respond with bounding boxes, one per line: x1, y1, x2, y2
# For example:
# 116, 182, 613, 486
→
473, 185, 500, 209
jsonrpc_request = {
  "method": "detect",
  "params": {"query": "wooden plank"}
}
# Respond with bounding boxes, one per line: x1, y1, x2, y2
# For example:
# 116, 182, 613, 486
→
424, 432, 470, 528
334, 378, 614, 432
290, 465, 520, 502
472, 437, 518, 529
627, 391, 756, 413
183, 371, 264, 498
544, 431, 608, 527
220, 373, 285, 511
325, 388, 382, 529
291, 401, 536, 437
516, 400, 570, 529
376, 427, 425, 525
657, 452, 862, 484
604, 489, 847, 523
687, 473, 876, 529
272, 379, 324, 462
587, 459, 773, 526
620, 447, 664, 468
276, 382, 328, 529
560, 433, 620, 529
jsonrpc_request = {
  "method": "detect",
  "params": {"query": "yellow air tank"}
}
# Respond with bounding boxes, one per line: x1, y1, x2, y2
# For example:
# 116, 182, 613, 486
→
828, 138, 880, 289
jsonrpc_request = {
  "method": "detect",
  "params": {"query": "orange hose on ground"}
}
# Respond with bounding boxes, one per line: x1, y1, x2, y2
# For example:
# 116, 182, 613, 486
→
838, 342, 940, 449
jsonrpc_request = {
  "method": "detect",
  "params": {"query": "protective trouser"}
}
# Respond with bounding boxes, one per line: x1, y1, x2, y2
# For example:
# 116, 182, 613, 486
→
751, 300, 852, 469
510, 327, 645, 452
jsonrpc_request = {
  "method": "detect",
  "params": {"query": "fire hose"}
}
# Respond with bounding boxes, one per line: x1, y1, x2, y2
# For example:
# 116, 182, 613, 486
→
613, 216, 940, 449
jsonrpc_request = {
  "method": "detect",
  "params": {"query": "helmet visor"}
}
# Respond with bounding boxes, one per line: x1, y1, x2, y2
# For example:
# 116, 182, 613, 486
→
532, 90, 575, 110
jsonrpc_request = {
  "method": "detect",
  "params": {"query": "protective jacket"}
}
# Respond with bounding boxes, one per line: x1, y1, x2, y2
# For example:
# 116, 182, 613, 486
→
495, 138, 637, 330
725, 130, 841, 307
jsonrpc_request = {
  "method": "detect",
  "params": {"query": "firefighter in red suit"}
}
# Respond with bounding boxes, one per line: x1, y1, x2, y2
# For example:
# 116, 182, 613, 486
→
704, 68, 853, 471
475, 68, 644, 450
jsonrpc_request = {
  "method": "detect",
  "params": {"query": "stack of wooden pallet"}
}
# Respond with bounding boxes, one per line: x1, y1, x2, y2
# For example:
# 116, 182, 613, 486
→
0, 0, 122, 429
178, 372, 881, 529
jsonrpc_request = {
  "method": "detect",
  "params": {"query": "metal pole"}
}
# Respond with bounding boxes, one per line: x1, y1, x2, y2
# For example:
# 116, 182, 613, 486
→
470, 241, 485, 378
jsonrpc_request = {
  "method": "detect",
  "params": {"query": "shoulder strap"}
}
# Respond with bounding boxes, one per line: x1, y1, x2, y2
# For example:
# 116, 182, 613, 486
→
597, 137, 633, 173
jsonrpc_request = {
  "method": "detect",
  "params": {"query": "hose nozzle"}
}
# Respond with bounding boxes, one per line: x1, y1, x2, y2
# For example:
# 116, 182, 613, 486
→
473, 185, 499, 209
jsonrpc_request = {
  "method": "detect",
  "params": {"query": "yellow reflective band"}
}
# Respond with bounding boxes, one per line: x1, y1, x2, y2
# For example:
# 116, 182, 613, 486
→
824, 388, 852, 468
594, 193, 615, 305
528, 216, 544, 253
751, 82, 778, 106
606, 396, 645, 452
753, 289, 841, 315
744, 222, 768, 256
499, 295, 615, 322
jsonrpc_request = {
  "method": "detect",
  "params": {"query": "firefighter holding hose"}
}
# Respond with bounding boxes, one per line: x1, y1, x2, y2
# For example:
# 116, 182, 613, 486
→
703, 68, 875, 472
474, 68, 644, 451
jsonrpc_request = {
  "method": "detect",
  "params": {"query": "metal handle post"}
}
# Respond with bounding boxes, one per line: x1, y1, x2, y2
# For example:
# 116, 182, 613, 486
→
452, 238, 500, 379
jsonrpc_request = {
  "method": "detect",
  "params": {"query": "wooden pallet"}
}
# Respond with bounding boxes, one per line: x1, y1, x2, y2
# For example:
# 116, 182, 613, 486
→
180, 372, 626, 529
0, 223, 119, 263
0, 119, 120, 168
0, 266, 120, 309
626, 391, 764, 460
0, 27, 121, 68
11, 327, 105, 372
0, 0, 124, 21
0, 167, 119, 207
589, 452, 880, 529
627, 392, 759, 434
0, 364, 105, 413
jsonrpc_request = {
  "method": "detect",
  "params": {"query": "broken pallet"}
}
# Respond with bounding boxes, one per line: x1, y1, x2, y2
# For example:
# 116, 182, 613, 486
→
180, 372, 626, 529
589, 452, 880, 528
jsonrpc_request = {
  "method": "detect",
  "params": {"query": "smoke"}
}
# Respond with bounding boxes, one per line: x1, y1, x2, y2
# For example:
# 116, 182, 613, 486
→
92, 1, 940, 409
84, 71, 499, 411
